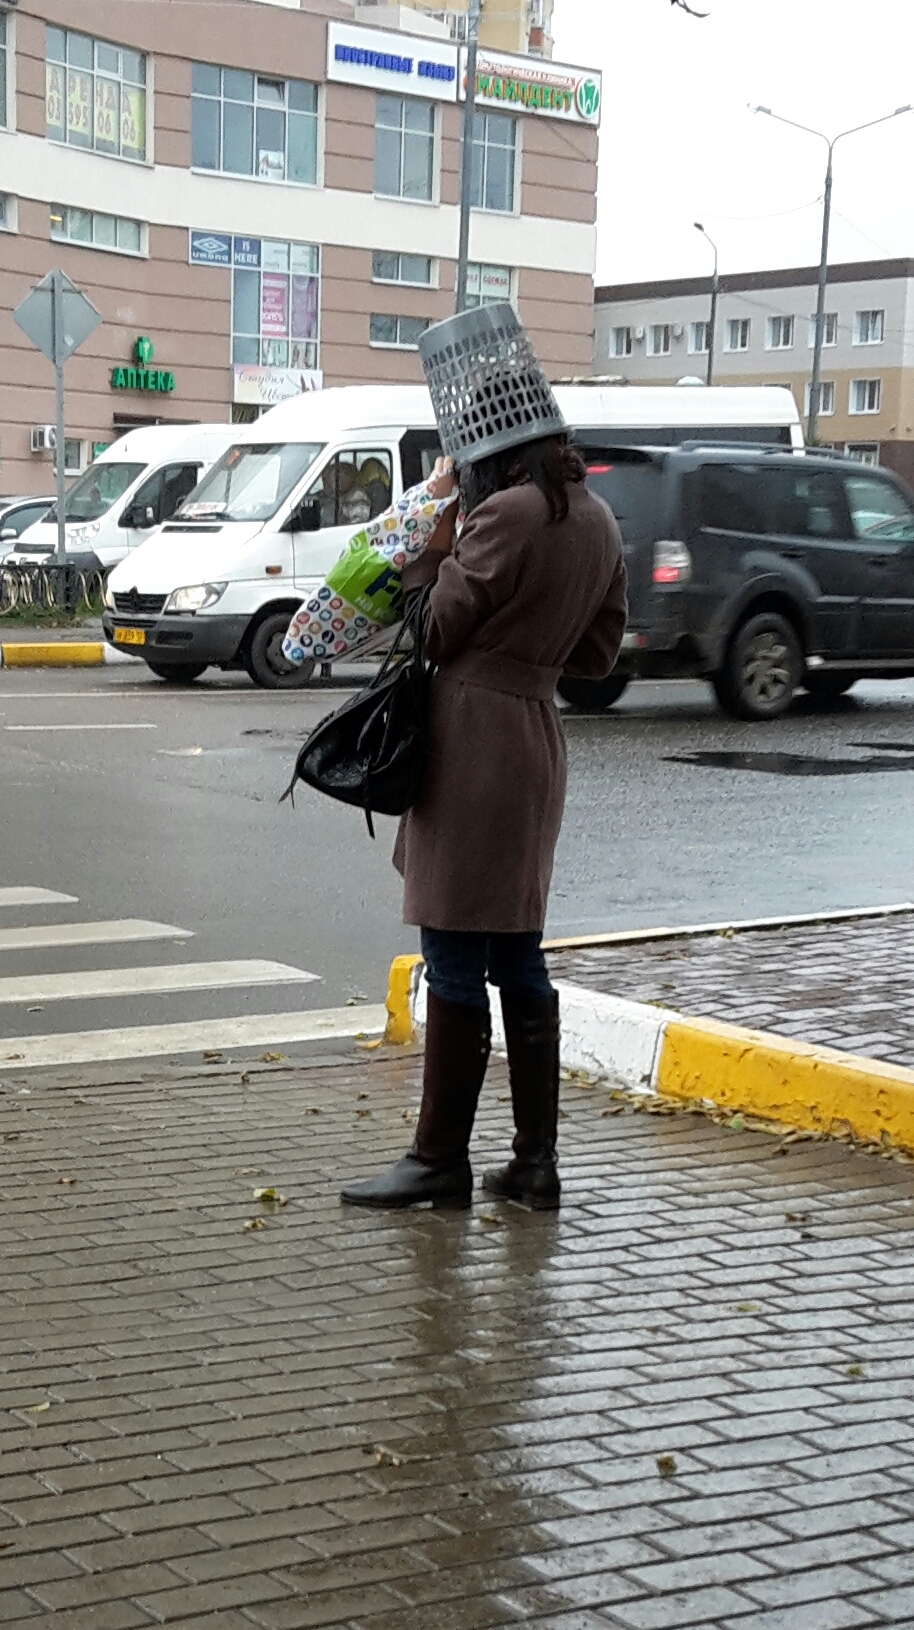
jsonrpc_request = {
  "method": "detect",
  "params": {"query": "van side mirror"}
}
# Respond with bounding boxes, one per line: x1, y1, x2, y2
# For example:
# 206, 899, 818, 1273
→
0, 527, 16, 542
122, 503, 156, 529
286, 496, 322, 534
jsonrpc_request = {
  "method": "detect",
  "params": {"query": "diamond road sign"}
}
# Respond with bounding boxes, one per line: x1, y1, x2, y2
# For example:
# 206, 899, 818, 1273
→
13, 270, 101, 366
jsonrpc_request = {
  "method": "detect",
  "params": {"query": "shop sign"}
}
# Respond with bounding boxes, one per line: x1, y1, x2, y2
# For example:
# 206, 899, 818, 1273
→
233, 237, 261, 268
327, 21, 458, 103
111, 336, 175, 394
461, 49, 602, 125
467, 264, 512, 302
233, 365, 323, 407
189, 230, 231, 266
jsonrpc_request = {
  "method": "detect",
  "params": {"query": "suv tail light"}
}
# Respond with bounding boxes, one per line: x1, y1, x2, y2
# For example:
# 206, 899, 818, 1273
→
652, 540, 692, 585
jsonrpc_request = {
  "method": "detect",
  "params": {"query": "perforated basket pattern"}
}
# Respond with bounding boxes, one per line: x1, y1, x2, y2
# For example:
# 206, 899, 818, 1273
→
418, 302, 566, 466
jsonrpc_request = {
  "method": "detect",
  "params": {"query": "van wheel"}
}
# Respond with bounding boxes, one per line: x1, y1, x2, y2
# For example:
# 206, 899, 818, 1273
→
244, 611, 317, 689
556, 675, 630, 711
804, 672, 860, 703
713, 612, 802, 720
145, 661, 208, 683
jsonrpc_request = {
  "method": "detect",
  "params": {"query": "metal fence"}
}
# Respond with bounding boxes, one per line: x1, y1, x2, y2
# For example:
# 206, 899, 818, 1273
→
0, 562, 106, 617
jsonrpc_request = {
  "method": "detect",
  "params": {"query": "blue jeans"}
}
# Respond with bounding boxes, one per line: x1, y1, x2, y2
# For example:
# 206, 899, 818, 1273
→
421, 928, 554, 1010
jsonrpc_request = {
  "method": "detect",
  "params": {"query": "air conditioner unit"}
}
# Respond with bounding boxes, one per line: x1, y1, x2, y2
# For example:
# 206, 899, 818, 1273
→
672, 324, 684, 339
30, 425, 56, 453
634, 326, 645, 342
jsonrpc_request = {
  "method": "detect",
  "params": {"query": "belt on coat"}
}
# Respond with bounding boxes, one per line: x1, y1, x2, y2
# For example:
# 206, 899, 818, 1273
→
439, 648, 561, 701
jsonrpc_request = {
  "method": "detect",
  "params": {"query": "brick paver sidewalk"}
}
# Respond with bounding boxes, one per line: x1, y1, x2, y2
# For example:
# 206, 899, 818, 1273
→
3, 1043, 914, 1629
551, 915, 914, 1071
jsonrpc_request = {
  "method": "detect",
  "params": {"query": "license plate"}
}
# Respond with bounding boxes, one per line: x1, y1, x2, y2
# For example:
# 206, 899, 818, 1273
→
113, 626, 146, 646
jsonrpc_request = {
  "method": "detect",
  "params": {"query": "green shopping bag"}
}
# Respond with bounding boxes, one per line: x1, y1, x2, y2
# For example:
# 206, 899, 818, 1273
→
325, 529, 405, 625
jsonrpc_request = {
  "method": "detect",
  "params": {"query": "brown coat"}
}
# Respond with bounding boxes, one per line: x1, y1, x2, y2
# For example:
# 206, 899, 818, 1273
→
392, 478, 627, 933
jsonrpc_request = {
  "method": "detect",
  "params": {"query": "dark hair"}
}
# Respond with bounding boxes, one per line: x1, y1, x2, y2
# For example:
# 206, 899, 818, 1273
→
459, 435, 586, 524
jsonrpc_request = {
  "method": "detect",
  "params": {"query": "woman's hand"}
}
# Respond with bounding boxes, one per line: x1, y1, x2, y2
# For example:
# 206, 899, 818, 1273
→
427, 455, 457, 501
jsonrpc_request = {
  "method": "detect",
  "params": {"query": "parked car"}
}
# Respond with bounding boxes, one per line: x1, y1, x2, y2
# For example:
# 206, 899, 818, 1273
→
0, 495, 53, 557
565, 445, 914, 720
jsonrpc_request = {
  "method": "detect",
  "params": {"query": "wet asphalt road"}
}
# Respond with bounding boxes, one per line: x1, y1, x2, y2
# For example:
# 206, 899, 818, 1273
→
0, 664, 913, 1020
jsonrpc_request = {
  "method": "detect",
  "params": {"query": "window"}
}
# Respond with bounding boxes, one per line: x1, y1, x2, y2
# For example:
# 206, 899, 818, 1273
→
698, 463, 846, 539
610, 326, 632, 359
725, 318, 750, 352
371, 252, 433, 286
305, 450, 393, 528
767, 315, 794, 350
850, 378, 882, 415
689, 321, 710, 355
808, 312, 837, 347
0, 194, 13, 232
0, 12, 7, 128
804, 380, 835, 416
648, 324, 671, 357
471, 112, 517, 213
845, 443, 880, 467
50, 204, 142, 255
845, 474, 914, 540
466, 263, 512, 308
45, 29, 146, 161
129, 463, 202, 527
231, 240, 320, 368
854, 309, 885, 345
375, 95, 435, 201
369, 314, 430, 349
191, 66, 318, 185
188, 442, 323, 524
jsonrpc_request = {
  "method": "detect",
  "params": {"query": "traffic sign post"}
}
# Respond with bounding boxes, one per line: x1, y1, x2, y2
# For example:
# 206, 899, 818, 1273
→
13, 270, 101, 566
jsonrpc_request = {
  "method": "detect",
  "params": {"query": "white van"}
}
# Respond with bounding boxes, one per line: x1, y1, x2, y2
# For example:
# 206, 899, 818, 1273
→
101, 383, 803, 687
12, 423, 237, 571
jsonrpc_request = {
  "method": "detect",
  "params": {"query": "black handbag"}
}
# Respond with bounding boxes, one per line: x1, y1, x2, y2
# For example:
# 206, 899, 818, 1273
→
280, 587, 432, 837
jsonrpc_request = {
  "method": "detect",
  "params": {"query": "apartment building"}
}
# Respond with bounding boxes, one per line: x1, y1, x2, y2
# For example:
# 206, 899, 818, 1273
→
594, 260, 914, 482
373, 0, 555, 55
0, 0, 599, 492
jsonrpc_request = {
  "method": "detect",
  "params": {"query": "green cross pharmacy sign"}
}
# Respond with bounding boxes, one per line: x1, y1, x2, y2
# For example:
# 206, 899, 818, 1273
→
111, 336, 175, 394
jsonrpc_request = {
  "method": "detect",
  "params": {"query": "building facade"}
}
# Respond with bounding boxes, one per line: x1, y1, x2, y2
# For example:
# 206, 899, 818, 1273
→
0, 0, 599, 493
594, 260, 914, 482
369, 0, 555, 55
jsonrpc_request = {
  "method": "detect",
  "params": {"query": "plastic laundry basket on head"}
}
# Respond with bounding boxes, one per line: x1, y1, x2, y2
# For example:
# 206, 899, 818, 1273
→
418, 302, 566, 467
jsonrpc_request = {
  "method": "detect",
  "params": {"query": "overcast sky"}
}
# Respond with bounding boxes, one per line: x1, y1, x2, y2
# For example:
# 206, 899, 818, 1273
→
552, 0, 914, 288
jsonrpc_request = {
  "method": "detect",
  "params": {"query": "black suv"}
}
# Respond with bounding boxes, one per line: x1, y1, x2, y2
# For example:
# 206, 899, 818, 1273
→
563, 445, 914, 720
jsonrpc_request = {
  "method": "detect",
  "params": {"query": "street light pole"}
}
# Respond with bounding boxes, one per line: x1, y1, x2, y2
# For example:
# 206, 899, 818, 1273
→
455, 0, 482, 314
754, 103, 912, 445
694, 222, 718, 387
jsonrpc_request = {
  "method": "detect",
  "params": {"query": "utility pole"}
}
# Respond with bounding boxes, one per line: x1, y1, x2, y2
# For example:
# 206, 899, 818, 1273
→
455, 0, 482, 314
694, 222, 718, 387
754, 103, 911, 445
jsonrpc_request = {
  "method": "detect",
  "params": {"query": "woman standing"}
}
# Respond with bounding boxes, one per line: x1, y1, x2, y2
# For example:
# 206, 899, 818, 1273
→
341, 429, 627, 1212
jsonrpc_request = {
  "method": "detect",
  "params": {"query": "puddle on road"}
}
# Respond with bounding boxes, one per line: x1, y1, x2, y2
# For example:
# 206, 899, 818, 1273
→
667, 748, 914, 776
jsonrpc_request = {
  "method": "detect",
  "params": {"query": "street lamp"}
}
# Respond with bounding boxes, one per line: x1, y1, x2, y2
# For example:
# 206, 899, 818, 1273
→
753, 103, 912, 444
694, 221, 718, 387
455, 0, 483, 313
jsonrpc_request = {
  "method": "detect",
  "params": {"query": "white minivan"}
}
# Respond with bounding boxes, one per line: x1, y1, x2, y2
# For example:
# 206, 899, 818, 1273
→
101, 383, 803, 687
12, 423, 237, 571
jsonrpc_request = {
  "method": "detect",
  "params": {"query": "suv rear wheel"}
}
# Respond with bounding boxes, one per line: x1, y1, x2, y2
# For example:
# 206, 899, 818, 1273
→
556, 674, 629, 711
713, 612, 802, 720
244, 611, 316, 690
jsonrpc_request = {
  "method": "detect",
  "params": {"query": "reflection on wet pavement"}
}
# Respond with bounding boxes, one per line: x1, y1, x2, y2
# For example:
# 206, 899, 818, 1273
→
666, 747, 914, 775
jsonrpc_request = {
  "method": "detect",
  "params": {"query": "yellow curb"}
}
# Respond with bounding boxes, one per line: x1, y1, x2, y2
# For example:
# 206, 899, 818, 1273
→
1, 642, 105, 667
384, 954, 423, 1045
658, 1014, 914, 1149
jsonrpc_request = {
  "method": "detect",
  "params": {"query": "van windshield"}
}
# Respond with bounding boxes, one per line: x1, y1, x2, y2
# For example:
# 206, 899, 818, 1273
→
180, 442, 323, 524
45, 462, 147, 524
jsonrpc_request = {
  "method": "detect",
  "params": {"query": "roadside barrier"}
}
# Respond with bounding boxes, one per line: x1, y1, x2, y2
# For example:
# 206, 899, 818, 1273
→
0, 562, 106, 617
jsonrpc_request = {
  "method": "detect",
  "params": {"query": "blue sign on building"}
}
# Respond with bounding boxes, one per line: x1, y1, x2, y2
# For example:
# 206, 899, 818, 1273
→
189, 230, 232, 266
233, 237, 262, 268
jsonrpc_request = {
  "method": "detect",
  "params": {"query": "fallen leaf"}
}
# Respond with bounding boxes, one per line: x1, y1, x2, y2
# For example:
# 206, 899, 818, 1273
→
5, 1054, 23, 1061
356, 1037, 384, 1051
305, 1106, 322, 1116
601, 1105, 626, 1117
260, 1052, 286, 1063
346, 997, 358, 1006
785, 1212, 809, 1223
202, 1050, 223, 1061
239, 1072, 250, 1085
366, 1442, 432, 1467
253, 1187, 276, 1202
735, 1303, 760, 1313
356, 1109, 372, 1119
656, 1454, 677, 1477
728, 1114, 745, 1132
23, 1401, 50, 1415
477, 1212, 504, 1227
243, 1218, 267, 1231
27, 1006, 43, 1014
846, 1363, 864, 1377
357, 1092, 369, 1101
55, 1177, 76, 1187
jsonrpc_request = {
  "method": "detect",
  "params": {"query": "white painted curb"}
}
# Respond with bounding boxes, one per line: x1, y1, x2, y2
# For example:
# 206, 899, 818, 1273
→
103, 645, 144, 664
412, 970, 668, 1092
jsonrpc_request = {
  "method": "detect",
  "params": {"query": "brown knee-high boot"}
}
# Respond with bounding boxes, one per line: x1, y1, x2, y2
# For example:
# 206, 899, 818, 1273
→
483, 989, 560, 1210
340, 991, 491, 1209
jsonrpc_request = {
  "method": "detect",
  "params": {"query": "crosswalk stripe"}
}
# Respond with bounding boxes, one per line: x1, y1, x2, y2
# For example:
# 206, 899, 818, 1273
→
0, 1005, 387, 1070
0, 888, 78, 909
0, 920, 192, 953
0, 958, 318, 1005
5, 723, 157, 731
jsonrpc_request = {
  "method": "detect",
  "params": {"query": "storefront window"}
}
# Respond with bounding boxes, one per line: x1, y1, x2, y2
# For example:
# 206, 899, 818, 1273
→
231, 239, 320, 369
45, 28, 146, 161
191, 66, 318, 184
471, 112, 516, 213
